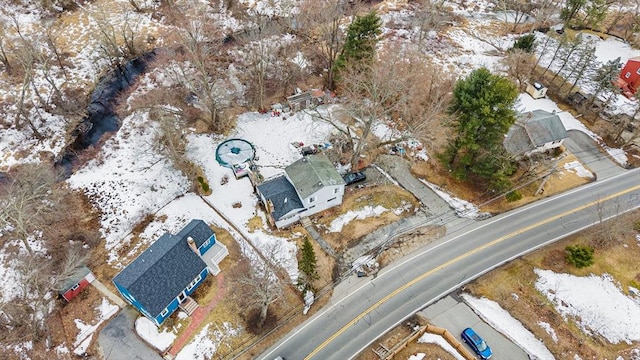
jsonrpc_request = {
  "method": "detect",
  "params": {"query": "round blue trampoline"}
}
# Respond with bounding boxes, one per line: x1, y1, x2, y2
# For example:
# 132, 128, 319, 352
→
215, 138, 256, 167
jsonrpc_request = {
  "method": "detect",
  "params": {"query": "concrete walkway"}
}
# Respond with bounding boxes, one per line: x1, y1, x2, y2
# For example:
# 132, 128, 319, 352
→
375, 155, 452, 216
92, 279, 127, 308
166, 273, 227, 357
301, 217, 337, 258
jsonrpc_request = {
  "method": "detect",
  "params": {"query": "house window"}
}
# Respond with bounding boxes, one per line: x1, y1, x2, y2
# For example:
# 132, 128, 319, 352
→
625, 72, 631, 78
200, 238, 210, 249
309, 197, 315, 203
327, 197, 336, 203
334, 187, 339, 194
187, 274, 202, 290
71, 283, 80, 291
160, 308, 169, 317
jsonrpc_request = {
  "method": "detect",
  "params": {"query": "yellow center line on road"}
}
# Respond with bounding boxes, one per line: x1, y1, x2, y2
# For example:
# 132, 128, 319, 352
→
305, 184, 640, 359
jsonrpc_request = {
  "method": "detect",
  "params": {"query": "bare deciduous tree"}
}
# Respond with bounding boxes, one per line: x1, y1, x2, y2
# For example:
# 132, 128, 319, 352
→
0, 164, 63, 254
297, 0, 350, 90
338, 46, 452, 166
501, 49, 537, 90
412, 0, 452, 44
170, 16, 233, 132
236, 245, 285, 331
492, 0, 539, 32
91, 7, 146, 68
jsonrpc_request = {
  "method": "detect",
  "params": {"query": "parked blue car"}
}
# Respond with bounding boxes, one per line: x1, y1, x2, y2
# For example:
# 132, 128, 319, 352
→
461, 327, 492, 359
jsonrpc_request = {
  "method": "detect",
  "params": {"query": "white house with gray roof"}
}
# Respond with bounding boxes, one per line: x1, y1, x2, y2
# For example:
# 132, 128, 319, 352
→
256, 154, 345, 228
503, 109, 569, 159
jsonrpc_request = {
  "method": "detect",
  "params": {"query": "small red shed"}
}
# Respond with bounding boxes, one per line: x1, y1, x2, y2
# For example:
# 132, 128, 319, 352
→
615, 56, 640, 99
59, 266, 95, 302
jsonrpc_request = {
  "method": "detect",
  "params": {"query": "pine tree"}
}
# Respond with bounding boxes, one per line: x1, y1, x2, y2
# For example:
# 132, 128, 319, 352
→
511, 34, 536, 53
440, 68, 519, 191
334, 11, 381, 74
589, 57, 621, 107
560, 0, 587, 24
298, 237, 318, 288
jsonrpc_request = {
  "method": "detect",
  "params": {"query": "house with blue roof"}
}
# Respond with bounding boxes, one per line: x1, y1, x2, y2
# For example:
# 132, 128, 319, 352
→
256, 154, 345, 228
113, 219, 228, 326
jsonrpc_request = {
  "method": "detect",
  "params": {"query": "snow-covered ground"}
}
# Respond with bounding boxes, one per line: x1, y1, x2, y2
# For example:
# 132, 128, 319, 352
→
72, 299, 119, 355
535, 269, 640, 345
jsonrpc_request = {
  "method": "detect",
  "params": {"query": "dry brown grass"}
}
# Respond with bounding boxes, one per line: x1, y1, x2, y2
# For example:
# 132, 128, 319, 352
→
314, 184, 420, 252
465, 209, 640, 359
410, 149, 594, 215
378, 226, 446, 267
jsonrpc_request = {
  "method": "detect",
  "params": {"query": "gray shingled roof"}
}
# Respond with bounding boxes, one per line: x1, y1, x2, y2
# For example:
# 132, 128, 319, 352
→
504, 110, 568, 156
285, 154, 345, 199
113, 220, 213, 317
256, 175, 304, 220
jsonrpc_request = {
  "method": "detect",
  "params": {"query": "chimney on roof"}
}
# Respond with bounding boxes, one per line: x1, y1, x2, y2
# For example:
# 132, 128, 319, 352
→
187, 236, 198, 254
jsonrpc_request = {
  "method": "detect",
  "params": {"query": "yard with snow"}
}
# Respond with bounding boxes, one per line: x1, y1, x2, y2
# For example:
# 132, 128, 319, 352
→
1, 0, 640, 359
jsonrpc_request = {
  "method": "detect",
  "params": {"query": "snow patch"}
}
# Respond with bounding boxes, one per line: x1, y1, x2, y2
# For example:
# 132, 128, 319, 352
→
327, 205, 387, 233
538, 321, 559, 343
535, 269, 640, 344
135, 316, 177, 352
420, 180, 491, 219
417, 332, 466, 360
563, 161, 594, 179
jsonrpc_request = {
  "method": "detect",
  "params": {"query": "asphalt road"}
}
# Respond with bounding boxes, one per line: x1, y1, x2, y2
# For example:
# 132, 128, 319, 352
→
259, 168, 640, 360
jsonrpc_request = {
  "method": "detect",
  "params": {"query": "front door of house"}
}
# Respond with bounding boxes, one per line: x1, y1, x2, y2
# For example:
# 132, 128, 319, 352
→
178, 291, 186, 303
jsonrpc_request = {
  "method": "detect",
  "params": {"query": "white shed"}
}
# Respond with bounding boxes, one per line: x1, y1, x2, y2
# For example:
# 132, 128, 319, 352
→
526, 82, 548, 99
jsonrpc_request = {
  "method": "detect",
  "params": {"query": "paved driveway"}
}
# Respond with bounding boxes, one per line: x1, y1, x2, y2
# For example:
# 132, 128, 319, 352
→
98, 306, 162, 360
564, 130, 626, 180
420, 295, 529, 360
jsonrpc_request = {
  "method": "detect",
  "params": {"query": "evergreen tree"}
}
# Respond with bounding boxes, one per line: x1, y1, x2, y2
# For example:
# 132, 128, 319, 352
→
581, 0, 610, 29
511, 33, 536, 53
298, 237, 318, 289
565, 245, 594, 268
334, 11, 381, 74
560, 0, 587, 24
589, 57, 621, 107
440, 68, 519, 191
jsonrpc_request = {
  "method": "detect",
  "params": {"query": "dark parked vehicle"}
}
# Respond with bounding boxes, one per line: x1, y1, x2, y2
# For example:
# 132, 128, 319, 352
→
461, 327, 492, 359
342, 171, 366, 185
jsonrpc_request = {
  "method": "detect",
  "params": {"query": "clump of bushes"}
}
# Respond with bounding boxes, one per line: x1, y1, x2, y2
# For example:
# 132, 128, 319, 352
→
565, 244, 594, 268
197, 176, 210, 194
505, 190, 522, 202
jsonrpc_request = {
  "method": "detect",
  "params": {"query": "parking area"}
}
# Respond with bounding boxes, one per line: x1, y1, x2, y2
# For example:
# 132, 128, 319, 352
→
419, 295, 529, 360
